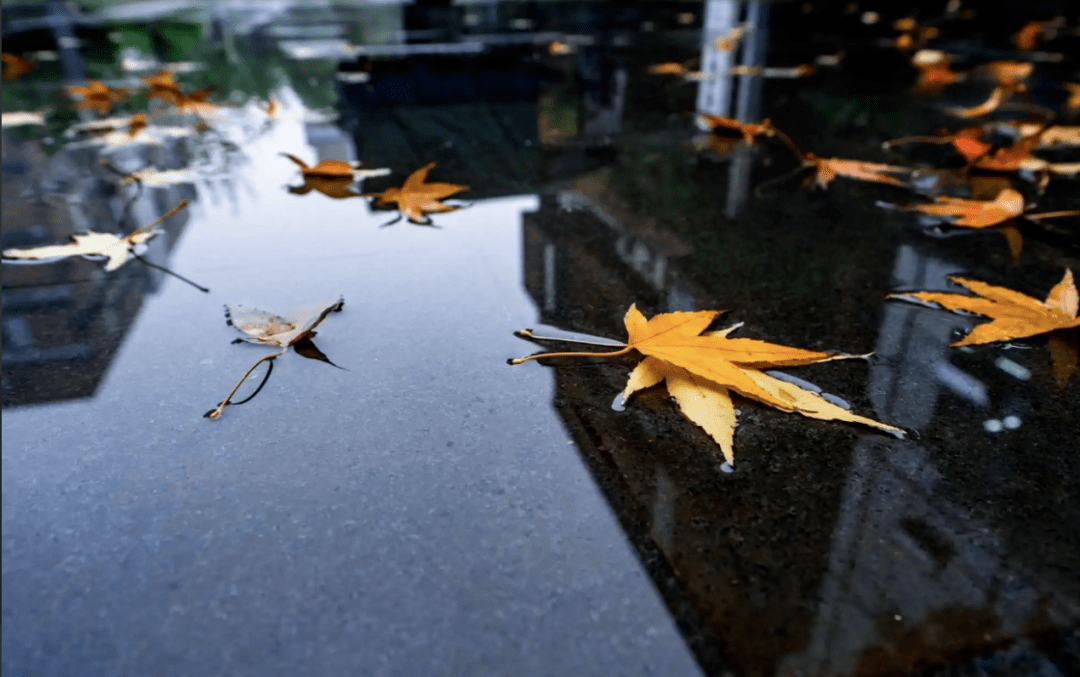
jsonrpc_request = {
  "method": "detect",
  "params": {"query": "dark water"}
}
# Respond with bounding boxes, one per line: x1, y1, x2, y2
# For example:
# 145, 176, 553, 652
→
3, 2, 1079, 676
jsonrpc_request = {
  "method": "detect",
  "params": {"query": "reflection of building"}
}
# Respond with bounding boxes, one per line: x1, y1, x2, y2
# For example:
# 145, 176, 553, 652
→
519, 177, 1080, 676
1, 130, 193, 408
781, 245, 1080, 676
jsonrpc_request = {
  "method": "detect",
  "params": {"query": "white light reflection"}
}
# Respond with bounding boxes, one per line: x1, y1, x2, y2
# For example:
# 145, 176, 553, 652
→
994, 356, 1032, 381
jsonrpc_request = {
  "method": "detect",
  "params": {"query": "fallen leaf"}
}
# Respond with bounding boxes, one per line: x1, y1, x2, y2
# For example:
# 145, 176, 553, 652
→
1065, 83, 1080, 111
1, 109, 48, 127
143, 70, 183, 103
714, 25, 746, 52
804, 153, 910, 189
947, 86, 1010, 118
362, 162, 468, 224
65, 80, 130, 115
175, 87, 215, 113
2, 200, 189, 272
205, 298, 345, 419
648, 62, 693, 77
912, 50, 963, 95
511, 306, 902, 464
695, 114, 775, 143
982, 61, 1033, 90
2, 52, 33, 79
889, 269, 1080, 347
999, 122, 1080, 148
1014, 21, 1042, 51
282, 153, 390, 199
895, 188, 1025, 228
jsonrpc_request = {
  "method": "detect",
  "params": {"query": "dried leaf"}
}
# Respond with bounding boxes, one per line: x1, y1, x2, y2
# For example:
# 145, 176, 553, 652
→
513, 306, 901, 464
143, 70, 183, 103
714, 25, 746, 52
804, 153, 910, 189
1014, 21, 1043, 51
695, 115, 775, 143
363, 162, 468, 224
282, 153, 391, 200
1, 110, 47, 127
947, 86, 1010, 118
889, 269, 1080, 346
896, 188, 1024, 228
2, 52, 33, 79
1065, 83, 1080, 111
2, 200, 189, 272
65, 80, 130, 115
206, 298, 345, 419
982, 61, 1033, 90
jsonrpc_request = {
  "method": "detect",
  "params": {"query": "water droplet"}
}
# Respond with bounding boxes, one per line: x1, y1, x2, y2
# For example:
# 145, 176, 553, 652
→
720, 462, 734, 474
1003, 415, 1021, 430
983, 419, 1003, 433
611, 394, 625, 412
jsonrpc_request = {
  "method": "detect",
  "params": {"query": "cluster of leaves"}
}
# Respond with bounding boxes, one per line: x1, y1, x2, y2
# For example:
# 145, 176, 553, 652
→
514, 7, 1079, 465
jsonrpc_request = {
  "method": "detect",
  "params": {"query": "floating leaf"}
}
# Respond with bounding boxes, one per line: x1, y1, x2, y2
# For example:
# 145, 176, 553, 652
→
695, 115, 775, 143
511, 306, 901, 464
205, 298, 345, 419
2, 52, 33, 79
362, 162, 468, 225
65, 80, 129, 115
894, 188, 1025, 228
889, 269, 1080, 347
282, 153, 390, 199
1, 109, 48, 127
3, 200, 188, 272
804, 153, 911, 189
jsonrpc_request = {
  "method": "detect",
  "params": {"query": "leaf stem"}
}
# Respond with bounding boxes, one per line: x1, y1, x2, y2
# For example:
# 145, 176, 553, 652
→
204, 352, 281, 419
133, 254, 209, 292
881, 135, 951, 148
509, 346, 632, 365
514, 328, 627, 348
1025, 209, 1080, 220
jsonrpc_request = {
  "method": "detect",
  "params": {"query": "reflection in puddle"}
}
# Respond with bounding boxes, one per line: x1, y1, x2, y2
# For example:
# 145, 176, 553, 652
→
3, 1, 1078, 676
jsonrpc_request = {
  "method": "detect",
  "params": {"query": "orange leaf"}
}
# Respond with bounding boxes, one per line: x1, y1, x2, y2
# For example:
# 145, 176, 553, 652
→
897, 188, 1024, 228
363, 162, 468, 224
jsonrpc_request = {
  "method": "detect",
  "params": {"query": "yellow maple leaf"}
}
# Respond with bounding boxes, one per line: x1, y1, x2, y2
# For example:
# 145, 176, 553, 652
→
362, 162, 468, 225
511, 306, 902, 464
889, 269, 1080, 347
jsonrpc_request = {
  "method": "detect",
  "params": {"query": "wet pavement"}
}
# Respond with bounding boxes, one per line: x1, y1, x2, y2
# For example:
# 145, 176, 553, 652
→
3, 2, 1079, 676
